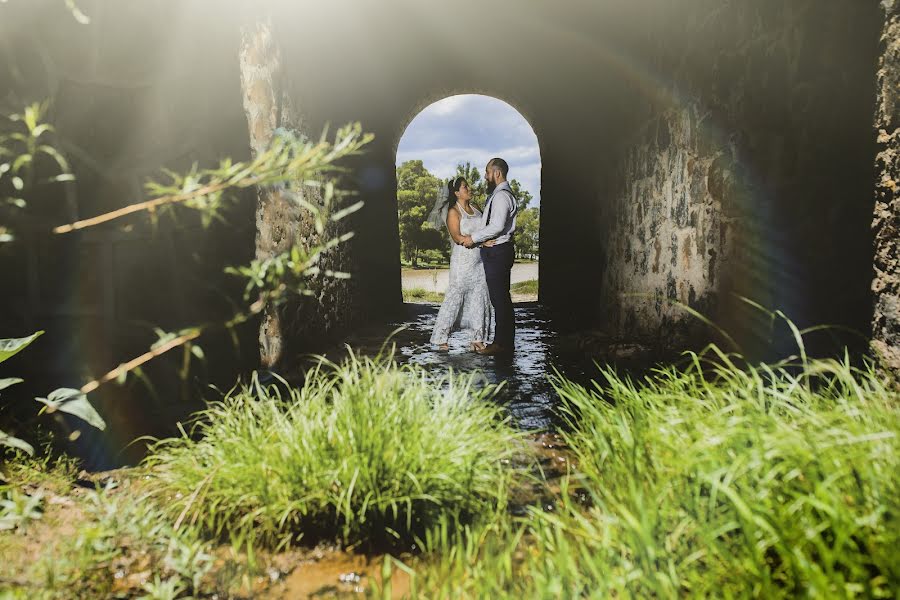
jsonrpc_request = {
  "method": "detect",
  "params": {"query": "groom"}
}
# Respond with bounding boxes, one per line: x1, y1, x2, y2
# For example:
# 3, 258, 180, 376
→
462, 158, 517, 355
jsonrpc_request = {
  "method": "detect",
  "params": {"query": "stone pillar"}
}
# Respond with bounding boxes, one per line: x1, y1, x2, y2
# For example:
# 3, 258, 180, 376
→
239, 16, 311, 369
872, 1, 900, 375
238, 15, 355, 369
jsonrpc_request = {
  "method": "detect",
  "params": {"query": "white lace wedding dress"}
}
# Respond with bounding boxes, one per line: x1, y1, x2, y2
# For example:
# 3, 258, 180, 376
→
430, 203, 494, 346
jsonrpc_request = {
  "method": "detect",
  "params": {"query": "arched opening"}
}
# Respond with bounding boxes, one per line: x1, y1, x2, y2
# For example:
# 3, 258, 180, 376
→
394, 94, 541, 305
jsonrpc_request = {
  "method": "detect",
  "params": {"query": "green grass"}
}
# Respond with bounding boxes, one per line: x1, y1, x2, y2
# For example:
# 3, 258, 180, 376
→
0, 458, 226, 599
36, 485, 215, 599
5, 318, 898, 598
397, 347, 900, 598
404, 280, 538, 303
510, 279, 538, 296
143, 351, 522, 550
402, 287, 445, 303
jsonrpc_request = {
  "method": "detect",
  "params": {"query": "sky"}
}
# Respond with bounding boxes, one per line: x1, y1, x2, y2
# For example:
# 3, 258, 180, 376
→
396, 94, 541, 206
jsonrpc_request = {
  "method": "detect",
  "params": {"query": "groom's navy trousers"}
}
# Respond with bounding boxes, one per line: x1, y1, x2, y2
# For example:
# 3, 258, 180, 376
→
481, 241, 516, 348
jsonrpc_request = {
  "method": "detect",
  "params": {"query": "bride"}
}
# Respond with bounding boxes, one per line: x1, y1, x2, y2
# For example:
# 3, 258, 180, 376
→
427, 177, 495, 351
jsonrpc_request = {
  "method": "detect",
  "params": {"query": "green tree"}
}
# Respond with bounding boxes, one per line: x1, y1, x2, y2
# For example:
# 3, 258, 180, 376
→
509, 179, 533, 212
456, 162, 532, 213
505, 179, 536, 259
397, 160, 446, 267
455, 161, 486, 206
516, 206, 540, 260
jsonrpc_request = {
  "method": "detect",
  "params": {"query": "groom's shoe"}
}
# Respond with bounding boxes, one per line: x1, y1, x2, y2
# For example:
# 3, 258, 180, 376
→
476, 343, 512, 356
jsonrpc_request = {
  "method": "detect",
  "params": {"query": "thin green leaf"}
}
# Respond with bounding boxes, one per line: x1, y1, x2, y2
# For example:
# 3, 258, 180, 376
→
0, 377, 24, 392
35, 388, 106, 430
0, 430, 34, 455
0, 331, 43, 363
330, 200, 364, 222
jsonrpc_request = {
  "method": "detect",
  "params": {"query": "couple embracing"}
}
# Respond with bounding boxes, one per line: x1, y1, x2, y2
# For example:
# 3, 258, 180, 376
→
427, 158, 516, 356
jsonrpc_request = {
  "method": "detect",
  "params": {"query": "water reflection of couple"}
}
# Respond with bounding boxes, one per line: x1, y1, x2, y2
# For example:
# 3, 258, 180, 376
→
427, 158, 517, 356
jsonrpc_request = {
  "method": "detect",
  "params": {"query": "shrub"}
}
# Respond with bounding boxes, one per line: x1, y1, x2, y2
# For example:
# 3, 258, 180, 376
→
540, 351, 900, 597
144, 352, 522, 550
510, 279, 538, 296
403, 349, 900, 598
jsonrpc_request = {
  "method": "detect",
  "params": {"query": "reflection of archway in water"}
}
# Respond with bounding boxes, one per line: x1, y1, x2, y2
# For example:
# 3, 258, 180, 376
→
394, 94, 542, 305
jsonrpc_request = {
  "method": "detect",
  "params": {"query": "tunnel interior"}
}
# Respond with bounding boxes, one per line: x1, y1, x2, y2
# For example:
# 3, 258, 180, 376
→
0, 0, 890, 463
276, 0, 882, 361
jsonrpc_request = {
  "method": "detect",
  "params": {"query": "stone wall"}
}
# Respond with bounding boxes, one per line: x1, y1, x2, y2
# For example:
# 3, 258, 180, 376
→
599, 0, 881, 357
873, 0, 900, 374
600, 101, 740, 346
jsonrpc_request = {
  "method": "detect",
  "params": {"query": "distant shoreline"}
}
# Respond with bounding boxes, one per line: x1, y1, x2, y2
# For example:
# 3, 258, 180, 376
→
401, 262, 539, 294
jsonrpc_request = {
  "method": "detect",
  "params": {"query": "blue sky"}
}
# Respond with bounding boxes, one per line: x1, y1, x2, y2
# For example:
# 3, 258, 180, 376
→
396, 94, 541, 206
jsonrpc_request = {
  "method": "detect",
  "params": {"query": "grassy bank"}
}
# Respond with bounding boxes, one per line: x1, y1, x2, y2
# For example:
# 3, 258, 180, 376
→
3, 339, 897, 597
0, 458, 224, 599
144, 352, 523, 550
2, 354, 526, 597
402, 287, 444, 303
397, 348, 900, 597
404, 278, 539, 304
510, 279, 538, 297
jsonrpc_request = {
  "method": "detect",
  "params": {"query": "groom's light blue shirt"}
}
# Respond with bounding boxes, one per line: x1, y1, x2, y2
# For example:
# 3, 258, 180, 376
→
472, 181, 517, 245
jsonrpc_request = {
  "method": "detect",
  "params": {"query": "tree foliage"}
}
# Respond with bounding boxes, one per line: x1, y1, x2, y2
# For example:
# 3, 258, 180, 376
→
508, 178, 533, 213
397, 160, 446, 267
398, 159, 540, 264
455, 161, 486, 205
516, 206, 540, 259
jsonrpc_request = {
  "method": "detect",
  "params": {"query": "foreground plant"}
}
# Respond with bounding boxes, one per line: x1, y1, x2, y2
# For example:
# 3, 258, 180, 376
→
144, 351, 523, 550
32, 483, 214, 599
1, 332, 106, 455
0, 459, 266, 599
401, 346, 899, 598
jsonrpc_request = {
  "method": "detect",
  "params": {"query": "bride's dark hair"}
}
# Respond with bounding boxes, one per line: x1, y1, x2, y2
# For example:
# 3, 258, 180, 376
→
448, 177, 466, 196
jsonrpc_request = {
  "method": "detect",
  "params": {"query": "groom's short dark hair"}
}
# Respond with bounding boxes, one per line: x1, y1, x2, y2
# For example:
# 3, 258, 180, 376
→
487, 157, 509, 178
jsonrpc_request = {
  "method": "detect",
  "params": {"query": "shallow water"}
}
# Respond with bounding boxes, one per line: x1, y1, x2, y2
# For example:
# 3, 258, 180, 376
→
324, 303, 598, 431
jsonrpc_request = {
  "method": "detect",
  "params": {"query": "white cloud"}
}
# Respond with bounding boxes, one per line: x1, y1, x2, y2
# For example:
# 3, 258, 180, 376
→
427, 95, 468, 116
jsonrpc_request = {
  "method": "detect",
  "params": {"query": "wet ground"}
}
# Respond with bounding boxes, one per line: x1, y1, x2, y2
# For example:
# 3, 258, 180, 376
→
321, 302, 601, 431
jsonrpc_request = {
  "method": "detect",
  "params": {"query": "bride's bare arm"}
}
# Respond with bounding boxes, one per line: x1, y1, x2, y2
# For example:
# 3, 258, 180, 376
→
446, 207, 465, 244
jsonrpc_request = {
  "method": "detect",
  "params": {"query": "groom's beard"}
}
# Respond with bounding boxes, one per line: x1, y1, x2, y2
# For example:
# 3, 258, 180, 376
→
486, 180, 496, 195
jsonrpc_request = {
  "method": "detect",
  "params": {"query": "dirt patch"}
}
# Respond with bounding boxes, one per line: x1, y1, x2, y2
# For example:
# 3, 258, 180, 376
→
263, 548, 410, 599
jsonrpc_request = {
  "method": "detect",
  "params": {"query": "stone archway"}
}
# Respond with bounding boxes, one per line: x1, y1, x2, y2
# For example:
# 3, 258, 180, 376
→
241, 1, 891, 369
393, 93, 543, 300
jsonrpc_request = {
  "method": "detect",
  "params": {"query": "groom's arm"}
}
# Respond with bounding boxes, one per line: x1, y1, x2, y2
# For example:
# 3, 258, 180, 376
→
470, 191, 513, 244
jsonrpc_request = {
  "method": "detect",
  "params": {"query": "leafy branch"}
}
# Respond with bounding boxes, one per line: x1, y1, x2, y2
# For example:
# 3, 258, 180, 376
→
1, 93, 372, 454
0, 101, 74, 241
54, 124, 371, 234
70, 125, 371, 397
1, 332, 105, 455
